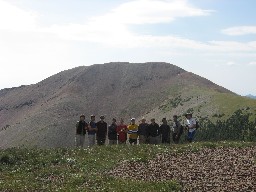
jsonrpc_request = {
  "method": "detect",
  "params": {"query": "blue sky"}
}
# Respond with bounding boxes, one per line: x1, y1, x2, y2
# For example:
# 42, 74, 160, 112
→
0, 0, 255, 95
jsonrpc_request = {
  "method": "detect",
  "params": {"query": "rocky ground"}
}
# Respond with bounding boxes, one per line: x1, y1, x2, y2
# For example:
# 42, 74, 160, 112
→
109, 146, 256, 191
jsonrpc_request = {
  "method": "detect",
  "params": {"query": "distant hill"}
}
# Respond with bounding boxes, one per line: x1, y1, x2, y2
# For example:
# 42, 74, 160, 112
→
0, 62, 256, 148
246, 94, 256, 99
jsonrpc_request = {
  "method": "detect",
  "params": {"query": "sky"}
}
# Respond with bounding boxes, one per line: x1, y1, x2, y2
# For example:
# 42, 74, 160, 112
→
0, 0, 255, 95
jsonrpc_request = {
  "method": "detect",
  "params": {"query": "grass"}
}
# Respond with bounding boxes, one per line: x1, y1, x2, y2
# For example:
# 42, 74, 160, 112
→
0, 142, 255, 191
213, 93, 256, 118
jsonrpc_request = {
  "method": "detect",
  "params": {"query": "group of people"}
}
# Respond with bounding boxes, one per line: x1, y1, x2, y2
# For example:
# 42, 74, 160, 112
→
75, 113, 197, 147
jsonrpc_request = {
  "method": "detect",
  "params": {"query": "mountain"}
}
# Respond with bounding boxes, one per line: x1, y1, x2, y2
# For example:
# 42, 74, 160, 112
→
0, 62, 256, 148
246, 94, 256, 99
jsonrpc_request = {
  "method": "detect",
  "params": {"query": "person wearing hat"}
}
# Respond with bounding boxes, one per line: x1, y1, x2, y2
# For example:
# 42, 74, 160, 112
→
160, 118, 171, 144
96, 115, 107, 145
88, 115, 98, 147
127, 118, 138, 145
148, 118, 161, 144
185, 113, 196, 142
75, 114, 89, 147
137, 117, 149, 144
108, 118, 118, 145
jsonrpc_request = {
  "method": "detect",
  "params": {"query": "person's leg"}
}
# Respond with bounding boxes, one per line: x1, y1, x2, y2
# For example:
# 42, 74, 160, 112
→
172, 133, 176, 143
88, 135, 93, 147
176, 133, 181, 143
101, 138, 106, 145
97, 137, 103, 145
92, 134, 96, 145
76, 135, 81, 147
80, 135, 85, 147
139, 135, 145, 144
187, 132, 194, 142
150, 137, 157, 144
109, 140, 117, 145
157, 135, 161, 144
149, 136, 153, 144
191, 130, 196, 141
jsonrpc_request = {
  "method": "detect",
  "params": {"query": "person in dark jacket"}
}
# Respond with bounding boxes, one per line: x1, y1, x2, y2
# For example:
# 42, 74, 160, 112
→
96, 115, 108, 145
138, 117, 148, 144
108, 118, 117, 145
148, 118, 161, 144
76, 114, 88, 147
160, 118, 171, 144
172, 115, 183, 144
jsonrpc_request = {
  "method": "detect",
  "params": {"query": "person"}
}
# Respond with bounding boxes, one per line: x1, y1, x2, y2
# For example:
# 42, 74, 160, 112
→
108, 118, 118, 145
96, 115, 107, 145
172, 115, 183, 144
75, 114, 88, 147
116, 118, 128, 144
148, 118, 161, 144
160, 118, 171, 144
137, 117, 149, 144
185, 113, 196, 142
88, 115, 98, 147
127, 118, 138, 145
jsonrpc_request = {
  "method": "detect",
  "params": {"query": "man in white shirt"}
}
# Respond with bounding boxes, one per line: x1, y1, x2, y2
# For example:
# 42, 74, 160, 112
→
185, 113, 196, 142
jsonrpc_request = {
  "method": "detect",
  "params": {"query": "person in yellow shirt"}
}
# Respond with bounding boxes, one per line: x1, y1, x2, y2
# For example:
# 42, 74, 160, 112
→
127, 118, 138, 145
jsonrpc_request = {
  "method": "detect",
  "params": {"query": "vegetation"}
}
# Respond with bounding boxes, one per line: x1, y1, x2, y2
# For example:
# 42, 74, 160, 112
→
0, 145, 181, 192
196, 109, 256, 142
1, 142, 255, 191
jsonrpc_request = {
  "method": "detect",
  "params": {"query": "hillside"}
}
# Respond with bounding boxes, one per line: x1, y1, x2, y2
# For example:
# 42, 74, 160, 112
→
0, 62, 256, 148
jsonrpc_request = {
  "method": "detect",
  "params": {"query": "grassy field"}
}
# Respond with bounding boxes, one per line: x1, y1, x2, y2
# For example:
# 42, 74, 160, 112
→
0, 142, 255, 192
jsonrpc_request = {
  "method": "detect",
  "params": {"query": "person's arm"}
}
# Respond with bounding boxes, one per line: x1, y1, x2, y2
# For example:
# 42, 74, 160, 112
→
124, 126, 128, 133
87, 124, 92, 131
105, 123, 108, 137
76, 121, 79, 134
137, 125, 141, 135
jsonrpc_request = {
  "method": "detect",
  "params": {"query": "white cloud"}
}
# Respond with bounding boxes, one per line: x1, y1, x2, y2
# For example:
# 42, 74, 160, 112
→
222, 26, 256, 36
0, 0, 37, 31
100, 0, 212, 25
226, 61, 236, 66
43, 0, 212, 48
248, 61, 256, 66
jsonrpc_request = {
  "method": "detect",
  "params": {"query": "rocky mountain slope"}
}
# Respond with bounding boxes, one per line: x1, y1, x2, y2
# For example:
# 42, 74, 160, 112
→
0, 62, 255, 148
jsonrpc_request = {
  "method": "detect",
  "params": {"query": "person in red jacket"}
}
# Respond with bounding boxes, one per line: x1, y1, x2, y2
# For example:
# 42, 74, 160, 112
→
116, 118, 128, 144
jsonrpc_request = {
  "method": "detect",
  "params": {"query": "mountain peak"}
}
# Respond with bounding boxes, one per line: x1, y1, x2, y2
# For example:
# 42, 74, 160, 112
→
0, 62, 250, 148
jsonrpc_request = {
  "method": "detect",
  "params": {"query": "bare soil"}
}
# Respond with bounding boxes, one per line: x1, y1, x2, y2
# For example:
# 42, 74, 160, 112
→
109, 146, 256, 191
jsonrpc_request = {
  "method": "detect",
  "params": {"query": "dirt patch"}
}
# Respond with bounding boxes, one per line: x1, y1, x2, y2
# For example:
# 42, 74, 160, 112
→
109, 147, 256, 191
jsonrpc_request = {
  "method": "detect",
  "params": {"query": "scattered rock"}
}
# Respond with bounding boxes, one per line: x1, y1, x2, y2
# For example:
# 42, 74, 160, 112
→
109, 147, 256, 191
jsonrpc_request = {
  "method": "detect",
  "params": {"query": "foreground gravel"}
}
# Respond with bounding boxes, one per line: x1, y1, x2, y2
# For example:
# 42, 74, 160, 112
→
109, 146, 256, 191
